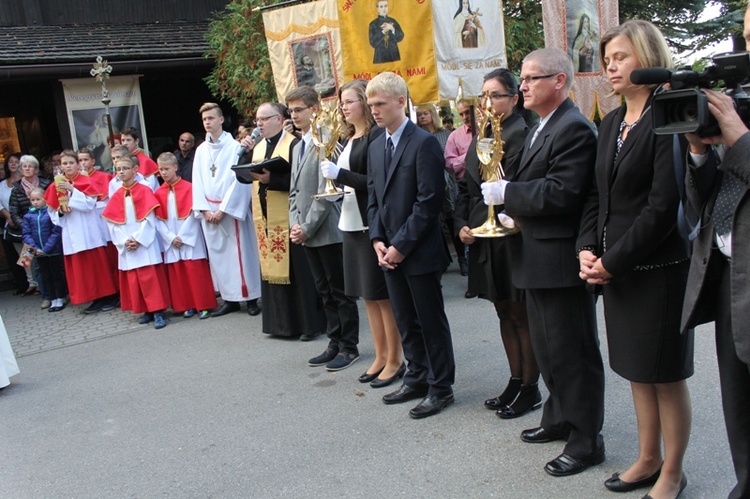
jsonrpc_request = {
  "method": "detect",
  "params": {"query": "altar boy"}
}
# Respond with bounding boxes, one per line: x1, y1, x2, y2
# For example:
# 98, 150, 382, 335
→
154, 152, 217, 319
102, 156, 170, 329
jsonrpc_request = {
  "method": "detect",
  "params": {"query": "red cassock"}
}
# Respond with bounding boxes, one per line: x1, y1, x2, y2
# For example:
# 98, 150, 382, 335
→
154, 179, 217, 312
44, 174, 118, 304
103, 182, 170, 314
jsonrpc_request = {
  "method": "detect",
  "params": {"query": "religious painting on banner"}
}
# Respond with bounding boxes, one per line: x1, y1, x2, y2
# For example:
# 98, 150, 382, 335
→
60, 75, 146, 171
338, 0, 438, 104
263, 0, 343, 102
542, 0, 619, 120
433, 0, 507, 100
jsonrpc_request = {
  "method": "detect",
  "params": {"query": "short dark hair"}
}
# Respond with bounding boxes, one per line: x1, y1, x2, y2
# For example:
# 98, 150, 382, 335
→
285, 86, 320, 108
120, 127, 140, 141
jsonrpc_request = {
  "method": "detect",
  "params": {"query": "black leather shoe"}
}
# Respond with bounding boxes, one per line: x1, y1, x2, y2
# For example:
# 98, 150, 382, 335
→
409, 393, 455, 419
520, 426, 569, 444
497, 383, 543, 419
371, 363, 406, 389
246, 299, 261, 316
464, 290, 477, 299
605, 468, 661, 492
544, 449, 605, 477
642, 473, 686, 499
382, 384, 428, 405
484, 377, 522, 409
212, 301, 241, 317
358, 367, 384, 383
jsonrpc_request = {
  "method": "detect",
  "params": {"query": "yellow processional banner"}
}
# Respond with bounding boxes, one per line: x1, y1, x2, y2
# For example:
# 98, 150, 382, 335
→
337, 0, 438, 104
262, 0, 344, 102
542, 0, 620, 120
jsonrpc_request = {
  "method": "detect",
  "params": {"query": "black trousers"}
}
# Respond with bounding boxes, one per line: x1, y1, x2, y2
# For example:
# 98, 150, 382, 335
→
36, 254, 67, 301
384, 268, 455, 397
716, 257, 750, 499
304, 243, 359, 353
526, 286, 605, 459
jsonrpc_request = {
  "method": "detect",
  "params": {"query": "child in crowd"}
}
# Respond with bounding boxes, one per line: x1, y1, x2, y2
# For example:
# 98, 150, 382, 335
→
154, 152, 217, 319
22, 188, 67, 312
102, 156, 170, 329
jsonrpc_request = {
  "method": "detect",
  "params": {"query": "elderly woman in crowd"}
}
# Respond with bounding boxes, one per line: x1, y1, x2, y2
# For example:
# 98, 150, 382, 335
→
1, 153, 29, 294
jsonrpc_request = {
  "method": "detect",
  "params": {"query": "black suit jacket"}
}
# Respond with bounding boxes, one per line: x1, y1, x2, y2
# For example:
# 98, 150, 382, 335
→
504, 98, 597, 289
576, 98, 687, 277
682, 134, 750, 362
336, 126, 384, 227
367, 120, 449, 276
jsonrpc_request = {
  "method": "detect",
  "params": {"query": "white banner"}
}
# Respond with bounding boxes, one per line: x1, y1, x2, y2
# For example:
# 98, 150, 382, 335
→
434, 0, 507, 101
60, 75, 146, 170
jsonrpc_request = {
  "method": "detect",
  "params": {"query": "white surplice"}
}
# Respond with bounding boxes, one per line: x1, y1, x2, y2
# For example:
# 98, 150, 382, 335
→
49, 188, 108, 255
107, 195, 162, 271
192, 131, 260, 301
0, 314, 19, 388
156, 189, 208, 264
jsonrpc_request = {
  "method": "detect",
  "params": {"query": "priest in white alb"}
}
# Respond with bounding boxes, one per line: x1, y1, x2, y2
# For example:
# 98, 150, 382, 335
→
192, 102, 261, 317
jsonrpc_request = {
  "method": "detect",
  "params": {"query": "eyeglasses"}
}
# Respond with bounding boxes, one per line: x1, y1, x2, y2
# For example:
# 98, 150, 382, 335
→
339, 99, 359, 108
254, 114, 279, 126
518, 73, 559, 85
480, 92, 515, 100
289, 106, 309, 115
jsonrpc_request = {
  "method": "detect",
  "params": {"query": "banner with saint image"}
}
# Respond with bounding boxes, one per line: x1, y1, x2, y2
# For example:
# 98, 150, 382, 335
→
433, 0, 508, 101
337, 0, 438, 104
262, 0, 344, 102
542, 0, 620, 120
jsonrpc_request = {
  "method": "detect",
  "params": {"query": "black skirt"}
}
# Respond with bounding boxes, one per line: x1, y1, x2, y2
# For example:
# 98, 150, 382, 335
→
603, 261, 694, 383
467, 234, 524, 304
342, 230, 389, 301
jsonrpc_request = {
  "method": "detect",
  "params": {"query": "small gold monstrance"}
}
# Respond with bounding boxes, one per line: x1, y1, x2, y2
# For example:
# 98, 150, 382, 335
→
311, 100, 345, 199
469, 96, 519, 237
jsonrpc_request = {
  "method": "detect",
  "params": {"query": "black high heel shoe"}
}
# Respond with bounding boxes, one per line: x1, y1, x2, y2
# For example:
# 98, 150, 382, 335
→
370, 363, 406, 389
358, 366, 384, 383
484, 377, 522, 409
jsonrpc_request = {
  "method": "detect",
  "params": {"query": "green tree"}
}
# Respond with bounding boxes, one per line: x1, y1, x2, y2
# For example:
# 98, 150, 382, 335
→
204, 0, 277, 117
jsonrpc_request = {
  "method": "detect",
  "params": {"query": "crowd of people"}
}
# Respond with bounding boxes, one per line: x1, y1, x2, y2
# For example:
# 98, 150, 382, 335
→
1, 15, 749, 499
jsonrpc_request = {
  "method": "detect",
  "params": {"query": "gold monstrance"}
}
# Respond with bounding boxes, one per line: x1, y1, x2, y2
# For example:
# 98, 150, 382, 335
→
469, 96, 519, 237
311, 100, 345, 199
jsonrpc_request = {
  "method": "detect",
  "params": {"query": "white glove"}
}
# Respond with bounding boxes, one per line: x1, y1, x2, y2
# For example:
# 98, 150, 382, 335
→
497, 212, 516, 229
481, 180, 508, 206
320, 160, 340, 180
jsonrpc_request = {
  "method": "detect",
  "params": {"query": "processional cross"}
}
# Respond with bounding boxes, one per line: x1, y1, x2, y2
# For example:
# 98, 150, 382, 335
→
90, 56, 116, 159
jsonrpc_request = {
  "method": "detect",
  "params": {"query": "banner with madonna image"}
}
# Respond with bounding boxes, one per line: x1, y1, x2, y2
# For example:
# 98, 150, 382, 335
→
337, 0, 438, 104
542, 0, 620, 120
263, 0, 344, 102
433, 0, 508, 101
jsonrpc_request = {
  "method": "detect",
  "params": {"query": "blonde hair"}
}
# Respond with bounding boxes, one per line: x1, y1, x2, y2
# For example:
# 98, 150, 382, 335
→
415, 104, 444, 132
339, 79, 376, 138
599, 20, 673, 92
157, 152, 178, 165
199, 102, 223, 116
366, 72, 408, 100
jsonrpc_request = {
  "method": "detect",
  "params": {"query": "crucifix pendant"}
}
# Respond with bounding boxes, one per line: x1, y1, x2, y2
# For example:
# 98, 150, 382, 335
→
210, 164, 217, 178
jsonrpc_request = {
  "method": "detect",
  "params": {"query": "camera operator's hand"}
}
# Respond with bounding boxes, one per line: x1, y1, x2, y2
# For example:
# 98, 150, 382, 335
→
699, 89, 749, 147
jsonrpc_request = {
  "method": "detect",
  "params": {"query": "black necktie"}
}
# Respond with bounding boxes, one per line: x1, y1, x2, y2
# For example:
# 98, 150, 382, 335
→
385, 137, 394, 174
714, 170, 744, 235
298, 139, 306, 164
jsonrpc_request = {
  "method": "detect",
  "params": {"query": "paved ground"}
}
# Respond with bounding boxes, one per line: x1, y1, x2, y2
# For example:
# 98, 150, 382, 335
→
0, 261, 737, 498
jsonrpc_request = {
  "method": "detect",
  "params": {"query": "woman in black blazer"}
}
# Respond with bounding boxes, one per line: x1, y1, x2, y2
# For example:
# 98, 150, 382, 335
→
577, 21, 692, 498
320, 79, 404, 387
455, 69, 540, 418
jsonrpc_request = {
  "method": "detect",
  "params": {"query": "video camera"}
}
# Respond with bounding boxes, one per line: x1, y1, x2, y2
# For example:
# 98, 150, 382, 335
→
630, 52, 750, 137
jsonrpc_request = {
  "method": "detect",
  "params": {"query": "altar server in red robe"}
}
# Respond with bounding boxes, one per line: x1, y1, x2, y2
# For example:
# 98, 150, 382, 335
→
44, 150, 118, 312
154, 152, 217, 319
102, 156, 170, 329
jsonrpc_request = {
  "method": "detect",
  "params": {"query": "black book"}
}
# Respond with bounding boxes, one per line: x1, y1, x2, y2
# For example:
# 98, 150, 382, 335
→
232, 156, 291, 184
